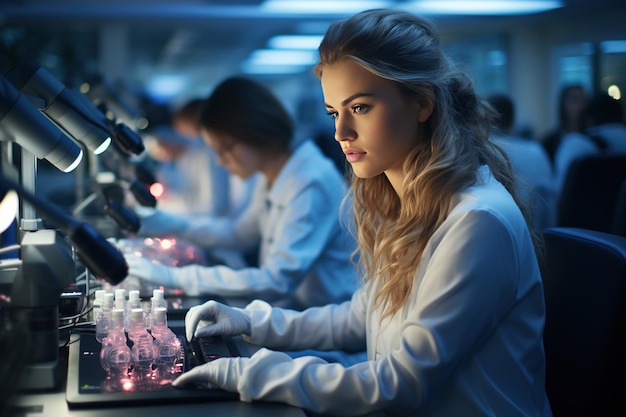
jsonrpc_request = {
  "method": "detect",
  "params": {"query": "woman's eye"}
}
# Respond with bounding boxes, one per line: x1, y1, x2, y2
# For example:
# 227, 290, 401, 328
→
352, 104, 368, 114
326, 111, 339, 120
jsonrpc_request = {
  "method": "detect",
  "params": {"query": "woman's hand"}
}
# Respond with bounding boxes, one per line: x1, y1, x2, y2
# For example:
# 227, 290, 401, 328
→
172, 357, 246, 392
185, 300, 251, 342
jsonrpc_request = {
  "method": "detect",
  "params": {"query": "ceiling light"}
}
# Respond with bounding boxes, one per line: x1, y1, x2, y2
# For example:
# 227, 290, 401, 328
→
261, 0, 391, 14
145, 74, 189, 103
268, 35, 325, 50
247, 49, 318, 66
402, 0, 563, 15
607, 85, 621, 100
241, 63, 312, 75
601, 40, 626, 54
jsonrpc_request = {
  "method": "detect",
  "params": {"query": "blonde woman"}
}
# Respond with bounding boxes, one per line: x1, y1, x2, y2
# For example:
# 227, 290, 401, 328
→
174, 9, 552, 417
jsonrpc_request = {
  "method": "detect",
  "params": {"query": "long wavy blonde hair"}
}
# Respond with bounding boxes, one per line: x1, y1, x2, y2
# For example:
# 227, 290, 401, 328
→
315, 9, 544, 322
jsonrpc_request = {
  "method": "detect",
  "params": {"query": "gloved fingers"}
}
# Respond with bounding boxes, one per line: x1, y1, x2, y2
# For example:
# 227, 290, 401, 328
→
123, 254, 176, 288
185, 300, 251, 341
171, 362, 217, 388
194, 322, 225, 339
135, 207, 186, 238
185, 300, 220, 341
173, 358, 242, 392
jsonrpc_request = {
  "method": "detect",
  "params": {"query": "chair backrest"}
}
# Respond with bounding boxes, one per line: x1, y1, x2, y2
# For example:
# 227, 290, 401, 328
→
542, 227, 626, 417
556, 154, 626, 233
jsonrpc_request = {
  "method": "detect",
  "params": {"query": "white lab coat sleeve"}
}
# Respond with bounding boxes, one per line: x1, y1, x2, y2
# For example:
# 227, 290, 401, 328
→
240, 289, 368, 352
235, 348, 406, 415
171, 180, 345, 302
175, 181, 265, 252
225, 209, 524, 416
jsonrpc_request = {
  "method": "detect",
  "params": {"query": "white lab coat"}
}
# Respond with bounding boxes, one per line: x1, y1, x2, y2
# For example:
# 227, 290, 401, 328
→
227, 166, 552, 416
493, 135, 557, 228
587, 123, 626, 154
170, 140, 358, 309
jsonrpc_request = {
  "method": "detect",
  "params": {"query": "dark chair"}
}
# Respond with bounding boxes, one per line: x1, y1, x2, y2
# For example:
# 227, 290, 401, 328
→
557, 154, 626, 233
542, 227, 626, 417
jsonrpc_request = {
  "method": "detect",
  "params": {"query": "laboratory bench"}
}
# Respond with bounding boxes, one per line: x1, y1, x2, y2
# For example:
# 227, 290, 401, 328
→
6, 315, 307, 417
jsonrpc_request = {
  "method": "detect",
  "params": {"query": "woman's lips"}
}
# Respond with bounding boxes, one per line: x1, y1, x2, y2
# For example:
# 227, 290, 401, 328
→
344, 148, 366, 163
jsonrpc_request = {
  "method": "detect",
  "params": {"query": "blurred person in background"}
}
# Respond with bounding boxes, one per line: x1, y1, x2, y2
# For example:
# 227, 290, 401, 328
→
541, 84, 588, 169
170, 98, 258, 219
584, 92, 626, 154
552, 92, 626, 200
123, 76, 357, 311
142, 123, 215, 216
487, 93, 557, 228
144, 98, 256, 218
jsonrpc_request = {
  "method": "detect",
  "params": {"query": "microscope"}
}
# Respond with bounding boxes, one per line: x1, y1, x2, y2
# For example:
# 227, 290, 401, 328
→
0, 65, 133, 390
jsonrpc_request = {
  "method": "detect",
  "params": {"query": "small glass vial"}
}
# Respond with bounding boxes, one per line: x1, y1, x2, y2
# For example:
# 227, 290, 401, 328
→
129, 308, 156, 374
151, 307, 181, 370
100, 308, 132, 376
95, 292, 114, 343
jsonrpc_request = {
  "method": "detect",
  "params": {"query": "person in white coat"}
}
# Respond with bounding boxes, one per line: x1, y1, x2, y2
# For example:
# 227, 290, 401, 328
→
487, 93, 557, 228
123, 76, 357, 310
168, 97, 257, 219
172, 9, 552, 417
551, 93, 626, 204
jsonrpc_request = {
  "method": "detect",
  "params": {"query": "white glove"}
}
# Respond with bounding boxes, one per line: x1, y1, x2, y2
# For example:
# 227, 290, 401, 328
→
124, 253, 179, 288
185, 300, 251, 342
135, 208, 189, 238
172, 356, 247, 392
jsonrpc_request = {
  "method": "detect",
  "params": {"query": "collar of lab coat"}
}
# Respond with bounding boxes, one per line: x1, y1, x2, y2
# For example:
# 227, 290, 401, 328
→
265, 140, 322, 207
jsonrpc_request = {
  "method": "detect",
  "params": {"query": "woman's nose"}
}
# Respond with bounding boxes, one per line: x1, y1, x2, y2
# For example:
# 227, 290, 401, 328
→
334, 119, 356, 143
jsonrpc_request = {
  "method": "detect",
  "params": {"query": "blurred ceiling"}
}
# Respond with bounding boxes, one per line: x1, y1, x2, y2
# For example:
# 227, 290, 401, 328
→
1, 0, 625, 116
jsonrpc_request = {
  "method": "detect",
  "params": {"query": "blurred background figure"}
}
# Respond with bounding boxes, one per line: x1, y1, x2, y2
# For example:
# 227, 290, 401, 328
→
552, 92, 626, 200
487, 93, 557, 229
123, 76, 357, 310
541, 84, 589, 169
171, 98, 204, 138
170, 98, 258, 219
142, 124, 214, 216
584, 92, 626, 154
142, 98, 257, 218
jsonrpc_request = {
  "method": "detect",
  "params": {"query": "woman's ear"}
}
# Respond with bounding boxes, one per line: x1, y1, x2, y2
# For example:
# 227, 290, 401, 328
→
417, 96, 434, 123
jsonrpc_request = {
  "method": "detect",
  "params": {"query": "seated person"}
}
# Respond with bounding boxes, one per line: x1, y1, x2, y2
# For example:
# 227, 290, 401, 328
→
143, 98, 257, 218
170, 98, 257, 219
584, 92, 626, 154
541, 84, 588, 168
552, 92, 626, 202
142, 125, 218, 216
487, 93, 557, 228
171, 9, 551, 416
123, 76, 358, 311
